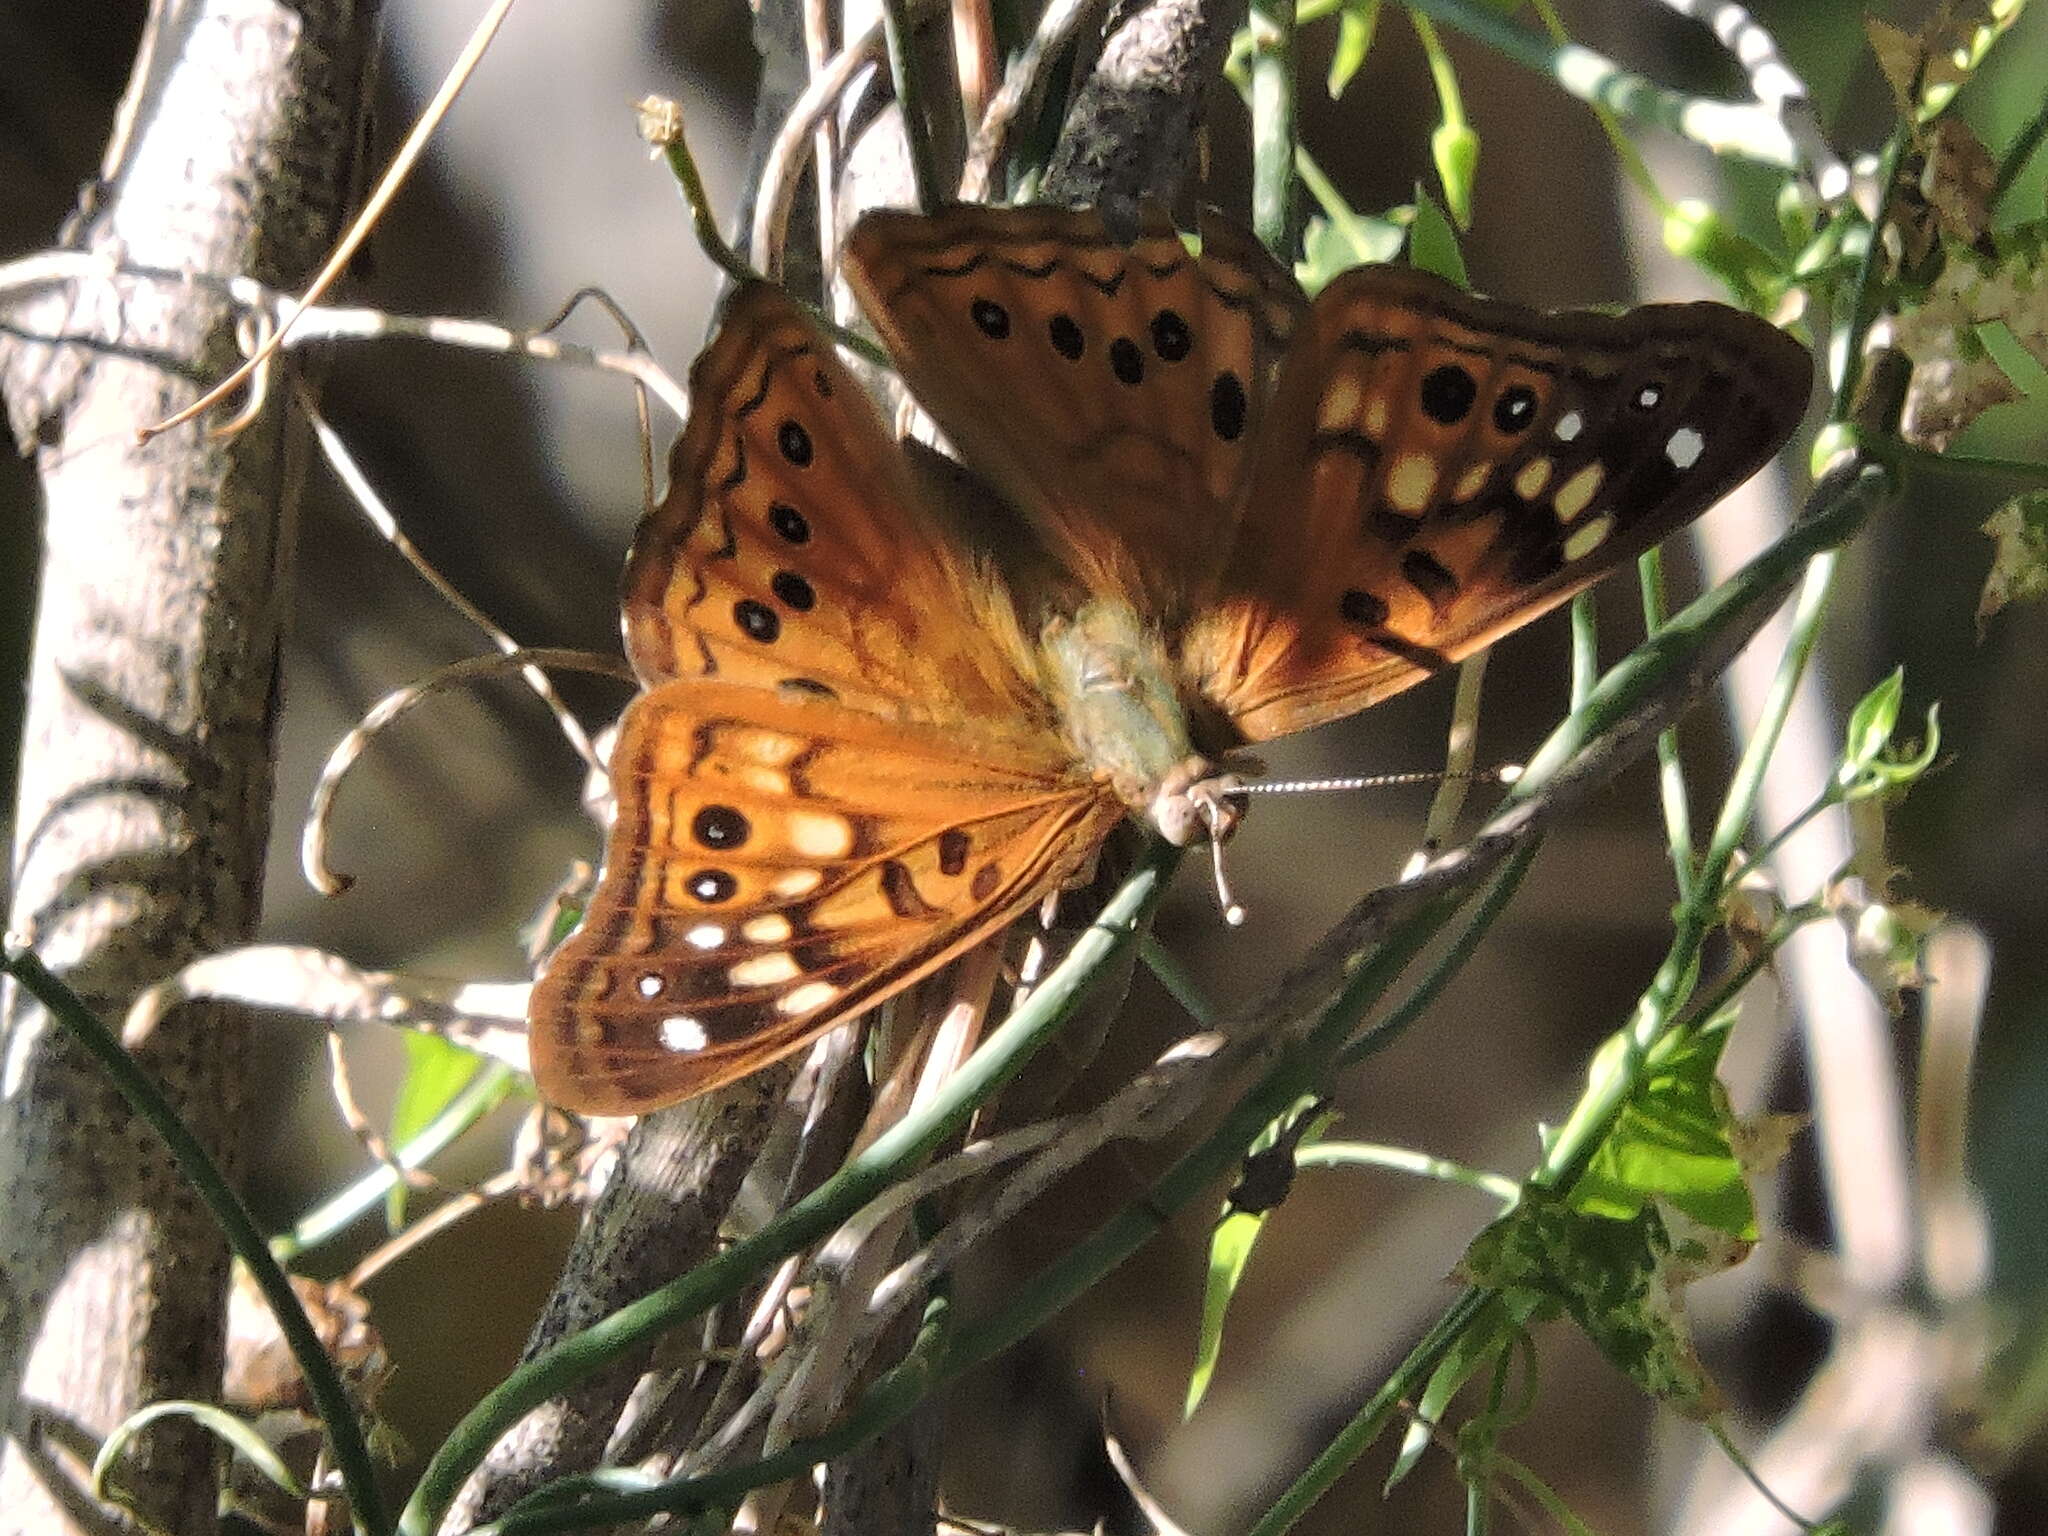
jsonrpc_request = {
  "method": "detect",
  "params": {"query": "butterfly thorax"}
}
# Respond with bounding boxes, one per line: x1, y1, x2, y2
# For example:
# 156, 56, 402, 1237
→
1041, 598, 1243, 847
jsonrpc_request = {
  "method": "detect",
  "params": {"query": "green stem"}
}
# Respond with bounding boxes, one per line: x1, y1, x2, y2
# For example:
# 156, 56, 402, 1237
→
272, 1061, 517, 1262
2, 948, 389, 1536
489, 905, 1458, 1536
658, 138, 892, 370
1296, 1141, 1521, 1206
1568, 591, 1597, 709
1250, 0, 1300, 254
1400, 0, 1799, 169
1639, 548, 1696, 902
1338, 840, 1538, 1067
1248, 1288, 1495, 1536
397, 848, 1180, 1536
1139, 933, 1220, 1026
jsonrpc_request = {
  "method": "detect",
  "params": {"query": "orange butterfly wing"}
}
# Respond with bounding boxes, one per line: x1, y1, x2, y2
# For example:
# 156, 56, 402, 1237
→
1182, 265, 1813, 741
529, 282, 1122, 1114
841, 204, 1306, 617
622, 280, 1040, 720
528, 681, 1120, 1114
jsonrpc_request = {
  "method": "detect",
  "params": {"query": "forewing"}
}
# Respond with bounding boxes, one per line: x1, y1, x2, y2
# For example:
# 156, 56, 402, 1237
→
625, 280, 1040, 722
842, 203, 1307, 616
1183, 265, 1812, 741
528, 680, 1124, 1115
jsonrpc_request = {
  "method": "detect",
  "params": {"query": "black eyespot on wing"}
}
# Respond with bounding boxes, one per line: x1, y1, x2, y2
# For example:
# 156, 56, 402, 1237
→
1339, 588, 1389, 627
771, 570, 816, 611
1493, 386, 1538, 434
1048, 313, 1085, 360
769, 502, 810, 544
689, 869, 737, 903
777, 420, 813, 466
1419, 365, 1477, 425
1110, 337, 1145, 385
1150, 309, 1192, 361
692, 805, 750, 849
938, 829, 970, 877
1210, 371, 1248, 441
735, 599, 780, 641
971, 297, 1011, 339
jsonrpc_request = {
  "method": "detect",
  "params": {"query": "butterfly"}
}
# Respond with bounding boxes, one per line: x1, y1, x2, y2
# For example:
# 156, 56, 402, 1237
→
527, 203, 1811, 1115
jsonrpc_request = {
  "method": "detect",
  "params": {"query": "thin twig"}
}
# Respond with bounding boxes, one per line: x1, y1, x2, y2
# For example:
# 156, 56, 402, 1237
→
301, 649, 634, 898
0, 949, 390, 1536
298, 386, 605, 776
143, 0, 519, 438
958, 0, 1106, 201
751, 23, 887, 282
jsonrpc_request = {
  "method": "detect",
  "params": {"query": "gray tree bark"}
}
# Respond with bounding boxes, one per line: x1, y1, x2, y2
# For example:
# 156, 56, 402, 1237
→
0, 3, 375, 1532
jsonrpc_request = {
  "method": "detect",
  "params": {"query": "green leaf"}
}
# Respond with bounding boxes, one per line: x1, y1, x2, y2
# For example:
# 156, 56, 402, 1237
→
1661, 198, 1782, 310
1840, 667, 1904, 782
1570, 1022, 1756, 1239
1408, 185, 1469, 288
1186, 1098, 1333, 1415
1835, 668, 1939, 802
1976, 320, 2048, 400
386, 1033, 484, 1228
1296, 209, 1405, 291
1187, 1205, 1264, 1416
1460, 1189, 1736, 1419
1980, 488, 2048, 633
1384, 1296, 1519, 1492
1327, 0, 1381, 99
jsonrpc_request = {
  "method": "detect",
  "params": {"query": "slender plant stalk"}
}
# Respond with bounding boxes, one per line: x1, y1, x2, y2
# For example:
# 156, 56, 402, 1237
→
396, 849, 1179, 1536
272, 1062, 518, 1261
1638, 548, 1697, 901
1, 949, 389, 1536
1249, 0, 1299, 254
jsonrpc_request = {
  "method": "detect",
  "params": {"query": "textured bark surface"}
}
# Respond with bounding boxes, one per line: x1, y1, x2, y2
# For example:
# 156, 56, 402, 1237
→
442, 1065, 797, 1531
0, 3, 372, 1531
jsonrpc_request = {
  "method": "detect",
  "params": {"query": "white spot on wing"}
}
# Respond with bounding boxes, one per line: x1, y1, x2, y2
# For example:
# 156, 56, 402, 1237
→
685, 924, 726, 950
743, 914, 793, 943
1665, 426, 1705, 469
637, 974, 664, 998
660, 1015, 709, 1052
788, 811, 855, 859
729, 952, 801, 987
1554, 410, 1583, 442
779, 981, 838, 1015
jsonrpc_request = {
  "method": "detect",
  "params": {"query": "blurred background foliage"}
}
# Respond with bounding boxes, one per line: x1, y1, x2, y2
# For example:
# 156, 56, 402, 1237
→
3, 1, 2047, 1531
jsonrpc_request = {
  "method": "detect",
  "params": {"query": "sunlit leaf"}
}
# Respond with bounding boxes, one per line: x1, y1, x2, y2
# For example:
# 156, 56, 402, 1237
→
1570, 1023, 1756, 1239
1408, 185, 1468, 287
1296, 209, 1405, 290
386, 1032, 484, 1227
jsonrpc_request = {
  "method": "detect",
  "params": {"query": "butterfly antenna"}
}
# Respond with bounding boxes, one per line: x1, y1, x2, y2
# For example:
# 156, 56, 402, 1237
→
1227, 764, 1524, 798
1200, 799, 1247, 927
